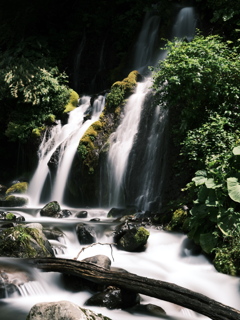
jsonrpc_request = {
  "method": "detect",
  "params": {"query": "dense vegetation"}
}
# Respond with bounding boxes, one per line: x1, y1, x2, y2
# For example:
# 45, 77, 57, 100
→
152, 24, 240, 274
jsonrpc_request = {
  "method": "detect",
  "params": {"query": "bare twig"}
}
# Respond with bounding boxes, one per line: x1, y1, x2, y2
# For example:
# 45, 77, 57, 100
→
74, 242, 117, 261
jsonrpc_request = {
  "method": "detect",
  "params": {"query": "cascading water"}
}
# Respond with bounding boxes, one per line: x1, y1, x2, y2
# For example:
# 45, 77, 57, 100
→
107, 79, 152, 206
1, 6, 240, 320
28, 95, 105, 206
172, 7, 197, 41
105, 6, 197, 211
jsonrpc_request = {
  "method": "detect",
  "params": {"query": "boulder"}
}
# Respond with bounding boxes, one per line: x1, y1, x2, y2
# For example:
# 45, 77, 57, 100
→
81, 255, 111, 269
107, 207, 137, 219
0, 223, 54, 258
40, 201, 62, 218
114, 225, 150, 252
75, 210, 88, 218
85, 286, 140, 309
76, 223, 96, 245
27, 300, 112, 320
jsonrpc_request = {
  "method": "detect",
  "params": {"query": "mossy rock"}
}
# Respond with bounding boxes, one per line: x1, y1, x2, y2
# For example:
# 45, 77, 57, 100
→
0, 224, 54, 258
6, 182, 28, 195
64, 89, 79, 113
31, 126, 46, 138
4, 195, 28, 207
117, 226, 150, 252
165, 208, 188, 231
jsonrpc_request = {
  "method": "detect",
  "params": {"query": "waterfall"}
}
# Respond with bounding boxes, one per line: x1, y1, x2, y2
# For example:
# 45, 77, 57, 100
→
28, 95, 105, 207
105, 7, 196, 210
51, 95, 105, 204
132, 11, 160, 75
107, 79, 152, 206
172, 7, 197, 41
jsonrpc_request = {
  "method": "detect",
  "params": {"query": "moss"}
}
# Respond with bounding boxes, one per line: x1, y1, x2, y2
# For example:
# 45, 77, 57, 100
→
64, 89, 79, 113
6, 182, 28, 195
134, 226, 150, 243
44, 113, 56, 124
165, 208, 188, 231
5, 195, 28, 206
106, 70, 140, 109
6, 212, 15, 220
32, 126, 46, 138
0, 225, 52, 258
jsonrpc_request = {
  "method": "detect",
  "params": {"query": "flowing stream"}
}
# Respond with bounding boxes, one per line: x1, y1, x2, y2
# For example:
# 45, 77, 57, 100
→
1, 6, 239, 320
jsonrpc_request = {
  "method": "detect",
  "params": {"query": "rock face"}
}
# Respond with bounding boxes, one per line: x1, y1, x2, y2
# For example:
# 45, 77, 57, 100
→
26, 300, 112, 320
0, 223, 54, 258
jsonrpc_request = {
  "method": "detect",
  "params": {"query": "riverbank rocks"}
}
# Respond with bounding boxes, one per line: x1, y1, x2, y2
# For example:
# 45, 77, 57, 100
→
0, 223, 54, 258
76, 223, 97, 244
114, 223, 150, 252
26, 300, 112, 320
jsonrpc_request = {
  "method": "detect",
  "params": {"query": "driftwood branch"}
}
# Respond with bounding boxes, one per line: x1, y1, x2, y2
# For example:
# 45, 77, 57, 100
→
27, 257, 240, 320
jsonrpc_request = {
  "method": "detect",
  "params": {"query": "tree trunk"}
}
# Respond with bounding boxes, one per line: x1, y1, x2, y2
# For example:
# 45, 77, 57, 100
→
28, 257, 240, 320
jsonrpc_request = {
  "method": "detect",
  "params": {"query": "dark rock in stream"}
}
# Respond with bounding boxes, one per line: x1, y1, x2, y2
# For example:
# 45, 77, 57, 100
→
85, 286, 140, 309
27, 301, 112, 320
75, 210, 88, 218
0, 211, 25, 222
107, 207, 138, 219
76, 223, 97, 244
40, 201, 62, 218
114, 223, 150, 252
42, 227, 64, 241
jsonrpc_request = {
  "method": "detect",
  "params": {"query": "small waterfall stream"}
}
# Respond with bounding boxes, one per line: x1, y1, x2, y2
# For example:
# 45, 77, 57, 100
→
28, 95, 105, 207
1, 6, 239, 320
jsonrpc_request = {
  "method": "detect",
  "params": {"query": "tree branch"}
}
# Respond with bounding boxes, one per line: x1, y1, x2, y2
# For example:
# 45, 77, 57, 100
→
27, 257, 240, 320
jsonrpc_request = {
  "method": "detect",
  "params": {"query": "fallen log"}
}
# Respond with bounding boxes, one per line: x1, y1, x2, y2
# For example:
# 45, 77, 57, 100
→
27, 257, 240, 320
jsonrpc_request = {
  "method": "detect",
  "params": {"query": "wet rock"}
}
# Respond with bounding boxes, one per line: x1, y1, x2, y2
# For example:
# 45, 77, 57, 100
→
0, 211, 25, 222
85, 286, 140, 309
107, 207, 137, 219
27, 300, 112, 320
40, 201, 62, 218
81, 254, 111, 269
75, 210, 88, 218
0, 223, 54, 258
114, 224, 150, 252
0, 262, 33, 298
130, 303, 166, 316
4, 195, 28, 207
61, 209, 72, 218
76, 223, 96, 245
43, 227, 64, 241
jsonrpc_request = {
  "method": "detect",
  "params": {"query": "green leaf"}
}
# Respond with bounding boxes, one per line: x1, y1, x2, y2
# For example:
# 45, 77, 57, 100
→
192, 175, 207, 186
233, 146, 240, 155
199, 232, 218, 253
227, 177, 240, 203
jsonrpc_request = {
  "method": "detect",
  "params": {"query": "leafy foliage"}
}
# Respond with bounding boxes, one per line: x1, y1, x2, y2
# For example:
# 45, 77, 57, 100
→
152, 34, 240, 275
0, 54, 70, 142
